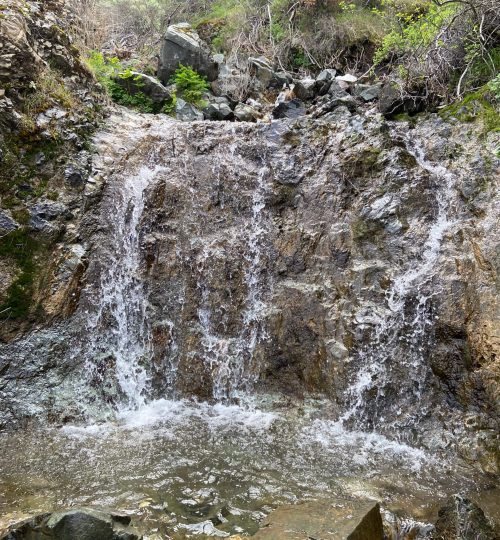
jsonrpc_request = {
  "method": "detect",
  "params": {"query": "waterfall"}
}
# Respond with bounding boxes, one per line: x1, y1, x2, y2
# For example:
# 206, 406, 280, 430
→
341, 127, 459, 431
82, 163, 160, 409
196, 164, 271, 401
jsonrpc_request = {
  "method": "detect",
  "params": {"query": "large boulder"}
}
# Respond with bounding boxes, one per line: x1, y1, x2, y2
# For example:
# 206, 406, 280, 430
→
158, 23, 218, 85
112, 71, 171, 107
1, 508, 142, 540
248, 57, 291, 89
434, 495, 498, 540
253, 500, 384, 540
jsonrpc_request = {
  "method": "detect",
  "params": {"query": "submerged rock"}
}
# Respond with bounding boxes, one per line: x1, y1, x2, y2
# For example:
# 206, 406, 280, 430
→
253, 500, 384, 540
2, 508, 142, 540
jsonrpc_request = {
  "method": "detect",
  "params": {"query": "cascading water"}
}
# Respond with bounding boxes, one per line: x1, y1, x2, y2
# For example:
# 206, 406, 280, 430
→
196, 162, 271, 401
341, 126, 460, 432
81, 160, 161, 409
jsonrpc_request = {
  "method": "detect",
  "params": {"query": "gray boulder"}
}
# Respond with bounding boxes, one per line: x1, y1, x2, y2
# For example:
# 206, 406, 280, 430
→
328, 79, 350, 99
253, 500, 384, 540
249, 57, 292, 89
233, 103, 259, 122
434, 495, 498, 540
354, 83, 382, 102
294, 78, 317, 101
175, 98, 204, 122
378, 81, 425, 117
0, 211, 19, 235
158, 23, 218, 85
316, 68, 337, 95
273, 98, 306, 120
203, 97, 234, 121
113, 71, 171, 106
2, 508, 142, 540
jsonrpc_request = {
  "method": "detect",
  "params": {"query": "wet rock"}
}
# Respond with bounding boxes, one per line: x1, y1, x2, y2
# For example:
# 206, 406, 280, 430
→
158, 23, 218, 85
2, 508, 142, 540
175, 98, 204, 121
112, 71, 171, 106
434, 495, 498, 539
253, 500, 384, 540
272, 99, 306, 119
0, 211, 20, 235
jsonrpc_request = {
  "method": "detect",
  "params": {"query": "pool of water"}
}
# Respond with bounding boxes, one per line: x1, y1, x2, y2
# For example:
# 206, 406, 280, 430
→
0, 396, 493, 538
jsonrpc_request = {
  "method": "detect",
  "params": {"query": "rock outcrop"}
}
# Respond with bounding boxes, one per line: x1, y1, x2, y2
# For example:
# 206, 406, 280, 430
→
253, 500, 384, 540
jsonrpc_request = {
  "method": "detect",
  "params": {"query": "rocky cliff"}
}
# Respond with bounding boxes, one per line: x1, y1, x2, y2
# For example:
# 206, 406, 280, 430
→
0, 102, 498, 473
0, 0, 499, 479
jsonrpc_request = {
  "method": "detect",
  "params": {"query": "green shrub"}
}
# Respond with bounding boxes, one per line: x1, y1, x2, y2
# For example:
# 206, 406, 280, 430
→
170, 65, 209, 108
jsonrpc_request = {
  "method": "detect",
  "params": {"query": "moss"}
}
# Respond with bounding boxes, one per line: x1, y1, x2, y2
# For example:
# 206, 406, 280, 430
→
0, 228, 42, 320
441, 86, 500, 135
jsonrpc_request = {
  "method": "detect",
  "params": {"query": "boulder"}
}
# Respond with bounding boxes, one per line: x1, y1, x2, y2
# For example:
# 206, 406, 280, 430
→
233, 103, 259, 122
354, 84, 381, 102
378, 82, 425, 117
253, 500, 384, 540
2, 508, 142, 540
112, 72, 171, 106
175, 98, 204, 121
249, 57, 291, 89
328, 80, 350, 99
336, 74, 358, 84
273, 99, 306, 120
294, 78, 317, 101
158, 23, 218, 85
316, 69, 337, 95
434, 495, 498, 540
0, 211, 20, 235
203, 97, 234, 121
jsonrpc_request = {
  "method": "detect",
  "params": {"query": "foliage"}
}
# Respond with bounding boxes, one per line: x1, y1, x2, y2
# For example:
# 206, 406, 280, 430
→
86, 53, 157, 112
85, 51, 123, 91
170, 65, 209, 107
374, 2, 456, 65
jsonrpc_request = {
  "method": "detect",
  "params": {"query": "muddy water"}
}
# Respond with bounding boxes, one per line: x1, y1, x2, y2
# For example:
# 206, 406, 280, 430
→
0, 396, 493, 538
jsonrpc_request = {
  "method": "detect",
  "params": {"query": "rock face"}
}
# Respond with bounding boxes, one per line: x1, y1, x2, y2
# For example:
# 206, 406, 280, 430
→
158, 23, 218, 85
253, 500, 384, 540
434, 495, 498, 539
2, 508, 142, 540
